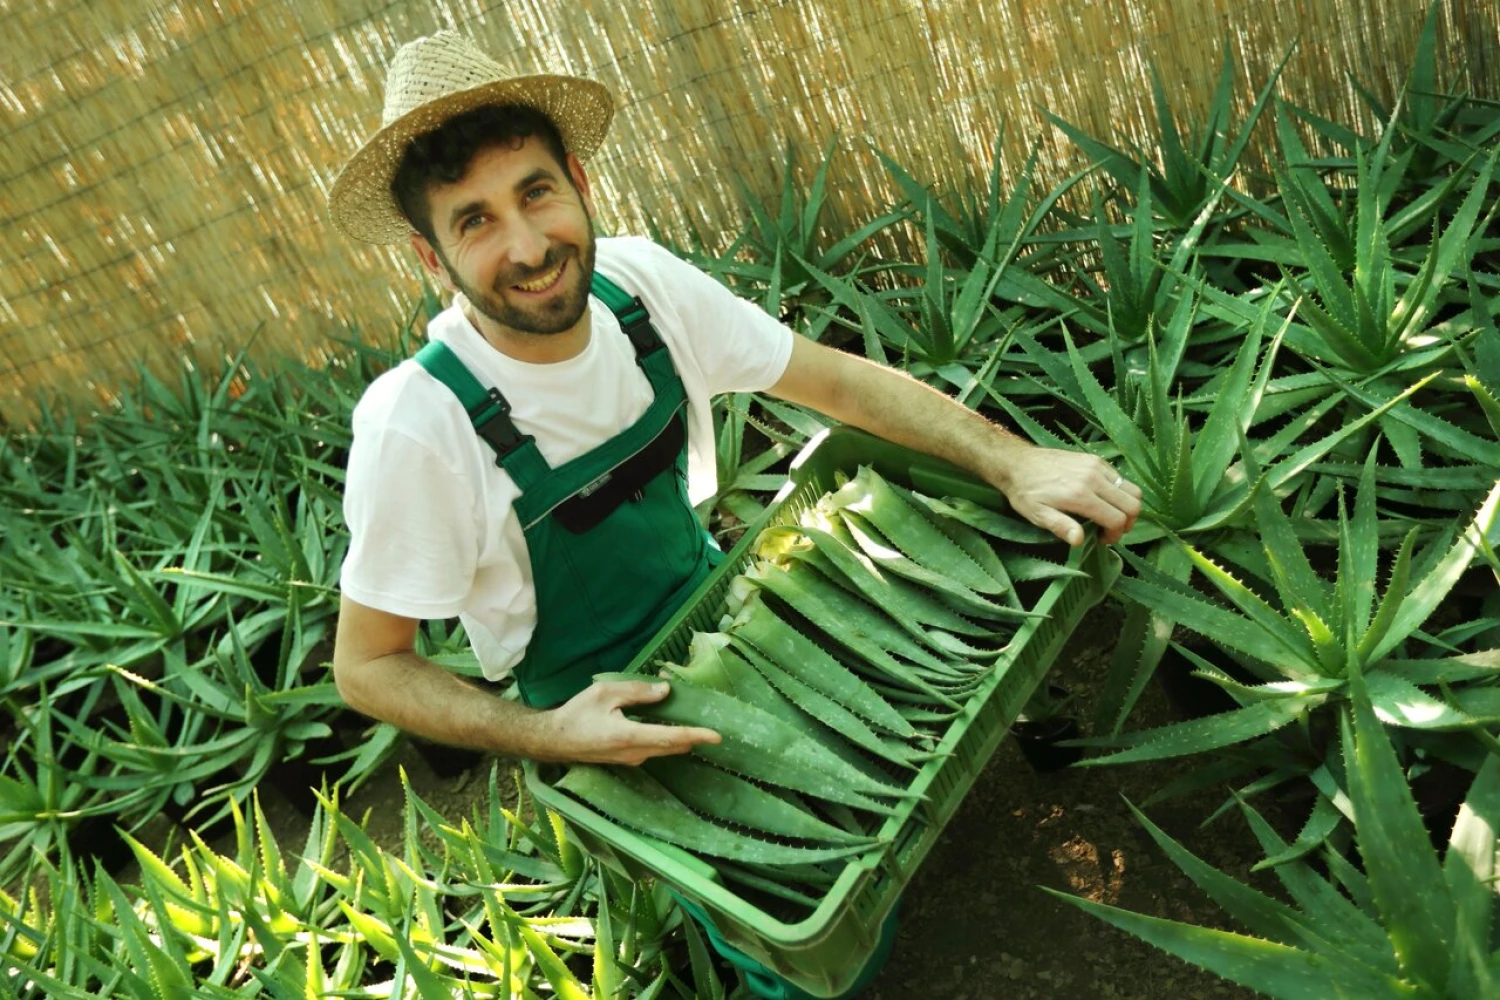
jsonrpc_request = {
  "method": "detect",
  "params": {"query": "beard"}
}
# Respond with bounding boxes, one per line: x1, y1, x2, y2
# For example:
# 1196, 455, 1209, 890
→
446, 229, 597, 337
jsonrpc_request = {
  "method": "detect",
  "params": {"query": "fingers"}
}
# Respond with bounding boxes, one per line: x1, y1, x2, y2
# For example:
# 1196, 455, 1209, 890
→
639, 721, 721, 751
1030, 506, 1086, 547
598, 679, 672, 708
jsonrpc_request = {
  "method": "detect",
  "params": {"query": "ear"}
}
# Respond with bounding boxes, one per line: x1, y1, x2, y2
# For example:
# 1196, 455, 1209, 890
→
566, 152, 596, 217
409, 232, 455, 294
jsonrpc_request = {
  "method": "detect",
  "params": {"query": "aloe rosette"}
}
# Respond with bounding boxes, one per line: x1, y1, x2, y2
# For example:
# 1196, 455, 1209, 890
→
1077, 450, 1500, 844
1051, 671, 1500, 999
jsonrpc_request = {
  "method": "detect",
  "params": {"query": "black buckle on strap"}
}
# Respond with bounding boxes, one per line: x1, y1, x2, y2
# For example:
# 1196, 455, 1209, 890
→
619, 297, 662, 357
470, 388, 529, 458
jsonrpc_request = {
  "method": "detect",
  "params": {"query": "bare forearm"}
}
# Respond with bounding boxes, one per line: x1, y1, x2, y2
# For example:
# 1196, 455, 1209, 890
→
822, 354, 1029, 489
336, 651, 561, 759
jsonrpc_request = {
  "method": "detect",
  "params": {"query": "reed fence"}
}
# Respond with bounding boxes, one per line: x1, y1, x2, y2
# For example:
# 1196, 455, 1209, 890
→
0, 0, 1493, 426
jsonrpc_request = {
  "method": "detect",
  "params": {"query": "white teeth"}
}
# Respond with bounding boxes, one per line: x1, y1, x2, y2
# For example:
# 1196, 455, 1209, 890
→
515, 262, 563, 292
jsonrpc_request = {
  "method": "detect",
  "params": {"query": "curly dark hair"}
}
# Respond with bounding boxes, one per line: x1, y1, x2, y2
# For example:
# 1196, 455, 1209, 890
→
391, 104, 571, 245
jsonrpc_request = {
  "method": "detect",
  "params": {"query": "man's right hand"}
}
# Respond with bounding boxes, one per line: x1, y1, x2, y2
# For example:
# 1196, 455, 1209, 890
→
543, 680, 721, 766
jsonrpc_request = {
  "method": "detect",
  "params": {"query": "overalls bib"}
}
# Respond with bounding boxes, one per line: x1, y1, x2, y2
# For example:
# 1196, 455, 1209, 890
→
415, 272, 720, 708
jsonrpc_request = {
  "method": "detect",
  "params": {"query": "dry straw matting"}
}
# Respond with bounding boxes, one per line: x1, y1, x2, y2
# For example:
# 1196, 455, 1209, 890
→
0, 0, 1494, 426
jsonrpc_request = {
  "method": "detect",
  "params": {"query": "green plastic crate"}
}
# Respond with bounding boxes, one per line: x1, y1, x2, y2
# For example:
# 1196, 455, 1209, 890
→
526, 426, 1119, 996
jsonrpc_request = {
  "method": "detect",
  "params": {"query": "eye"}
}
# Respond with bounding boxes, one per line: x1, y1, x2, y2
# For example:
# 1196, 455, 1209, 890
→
524, 184, 550, 203
459, 214, 486, 233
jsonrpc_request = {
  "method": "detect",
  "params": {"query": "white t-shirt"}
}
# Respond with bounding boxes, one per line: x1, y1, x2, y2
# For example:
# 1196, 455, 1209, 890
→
340, 236, 795, 680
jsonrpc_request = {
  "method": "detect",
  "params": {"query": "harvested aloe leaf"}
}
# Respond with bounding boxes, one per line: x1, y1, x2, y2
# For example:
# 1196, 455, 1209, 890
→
557, 765, 879, 865
836, 508, 1012, 620
643, 754, 878, 845
595, 672, 916, 811
827, 466, 1005, 595
726, 594, 920, 735
902, 492, 1052, 544
749, 564, 965, 707
886, 478, 1017, 601
790, 522, 1009, 656
729, 637, 922, 771
669, 641, 897, 784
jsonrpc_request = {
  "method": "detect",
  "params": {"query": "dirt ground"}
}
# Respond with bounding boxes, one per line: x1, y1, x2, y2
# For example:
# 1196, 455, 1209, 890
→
304, 600, 1283, 1000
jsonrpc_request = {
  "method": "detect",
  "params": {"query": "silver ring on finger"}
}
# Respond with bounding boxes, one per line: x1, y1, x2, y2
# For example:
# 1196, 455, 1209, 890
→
1112, 473, 1124, 489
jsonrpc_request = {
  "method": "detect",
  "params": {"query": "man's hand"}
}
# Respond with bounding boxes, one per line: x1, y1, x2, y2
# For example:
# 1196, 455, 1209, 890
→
543, 680, 721, 765
990, 446, 1143, 546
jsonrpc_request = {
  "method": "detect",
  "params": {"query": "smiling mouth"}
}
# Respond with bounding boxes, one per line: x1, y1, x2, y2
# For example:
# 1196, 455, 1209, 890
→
513, 259, 566, 294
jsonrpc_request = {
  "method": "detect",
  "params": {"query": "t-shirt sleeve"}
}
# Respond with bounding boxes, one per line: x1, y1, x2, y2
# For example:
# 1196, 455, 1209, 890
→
339, 408, 481, 620
631, 239, 795, 395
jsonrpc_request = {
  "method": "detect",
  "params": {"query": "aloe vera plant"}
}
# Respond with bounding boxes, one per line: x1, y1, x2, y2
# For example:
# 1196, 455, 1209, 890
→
1051, 674, 1500, 999
1078, 459, 1500, 844
1044, 41, 1289, 233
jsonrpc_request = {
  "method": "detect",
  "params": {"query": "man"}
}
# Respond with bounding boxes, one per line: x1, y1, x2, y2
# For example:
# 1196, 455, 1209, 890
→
327, 28, 1139, 995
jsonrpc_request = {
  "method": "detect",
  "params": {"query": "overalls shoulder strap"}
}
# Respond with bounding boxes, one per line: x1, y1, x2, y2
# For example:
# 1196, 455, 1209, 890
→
589, 271, 663, 356
412, 340, 531, 460
413, 271, 664, 464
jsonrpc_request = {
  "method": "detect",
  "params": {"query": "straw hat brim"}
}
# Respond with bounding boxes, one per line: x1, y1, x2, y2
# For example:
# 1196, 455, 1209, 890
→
328, 74, 613, 245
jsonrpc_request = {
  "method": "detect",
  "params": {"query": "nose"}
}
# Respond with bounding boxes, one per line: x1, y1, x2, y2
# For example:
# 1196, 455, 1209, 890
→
502, 219, 549, 273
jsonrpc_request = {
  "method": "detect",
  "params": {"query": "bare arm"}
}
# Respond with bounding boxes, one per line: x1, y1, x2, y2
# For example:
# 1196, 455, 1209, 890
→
331, 594, 719, 764
766, 336, 1142, 545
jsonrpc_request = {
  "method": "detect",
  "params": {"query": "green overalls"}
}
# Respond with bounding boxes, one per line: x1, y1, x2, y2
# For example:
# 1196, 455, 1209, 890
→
416, 271, 894, 999
415, 272, 721, 708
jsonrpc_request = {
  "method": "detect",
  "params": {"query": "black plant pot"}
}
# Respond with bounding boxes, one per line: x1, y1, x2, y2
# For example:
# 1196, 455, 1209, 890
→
1011, 715, 1084, 772
1010, 684, 1084, 773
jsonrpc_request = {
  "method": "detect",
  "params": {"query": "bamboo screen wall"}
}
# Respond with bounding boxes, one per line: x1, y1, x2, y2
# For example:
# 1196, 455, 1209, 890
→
1, 0, 1494, 426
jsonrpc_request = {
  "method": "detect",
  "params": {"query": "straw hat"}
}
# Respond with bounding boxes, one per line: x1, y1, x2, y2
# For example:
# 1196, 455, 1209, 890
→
328, 31, 614, 244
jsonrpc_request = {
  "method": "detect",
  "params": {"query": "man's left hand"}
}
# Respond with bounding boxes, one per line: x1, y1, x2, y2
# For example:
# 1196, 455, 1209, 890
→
989, 446, 1143, 547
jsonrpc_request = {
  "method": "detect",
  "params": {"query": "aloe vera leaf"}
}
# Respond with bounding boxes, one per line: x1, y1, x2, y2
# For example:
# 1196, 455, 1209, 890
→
1341, 455, 1380, 646
903, 493, 1051, 544
1112, 566, 1314, 671
749, 565, 965, 708
1380, 649, 1500, 685
556, 766, 875, 867
1365, 672, 1473, 729
776, 559, 972, 673
1042, 891, 1419, 998
598, 674, 913, 809
835, 509, 1009, 619
793, 521, 999, 642
667, 648, 895, 784
1073, 697, 1312, 766
642, 755, 877, 845
729, 638, 922, 770
1354, 527, 1420, 667
716, 860, 822, 911
884, 479, 1015, 593
826, 467, 1004, 594
726, 597, 916, 737
663, 632, 738, 693
1364, 480, 1500, 664
1250, 795, 1343, 872
1346, 682, 1454, 992
794, 542, 1005, 660
1248, 458, 1332, 627
1182, 545, 1321, 668
1443, 751, 1500, 987
1122, 800, 1327, 948
1235, 799, 1396, 975
1000, 554, 1086, 583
